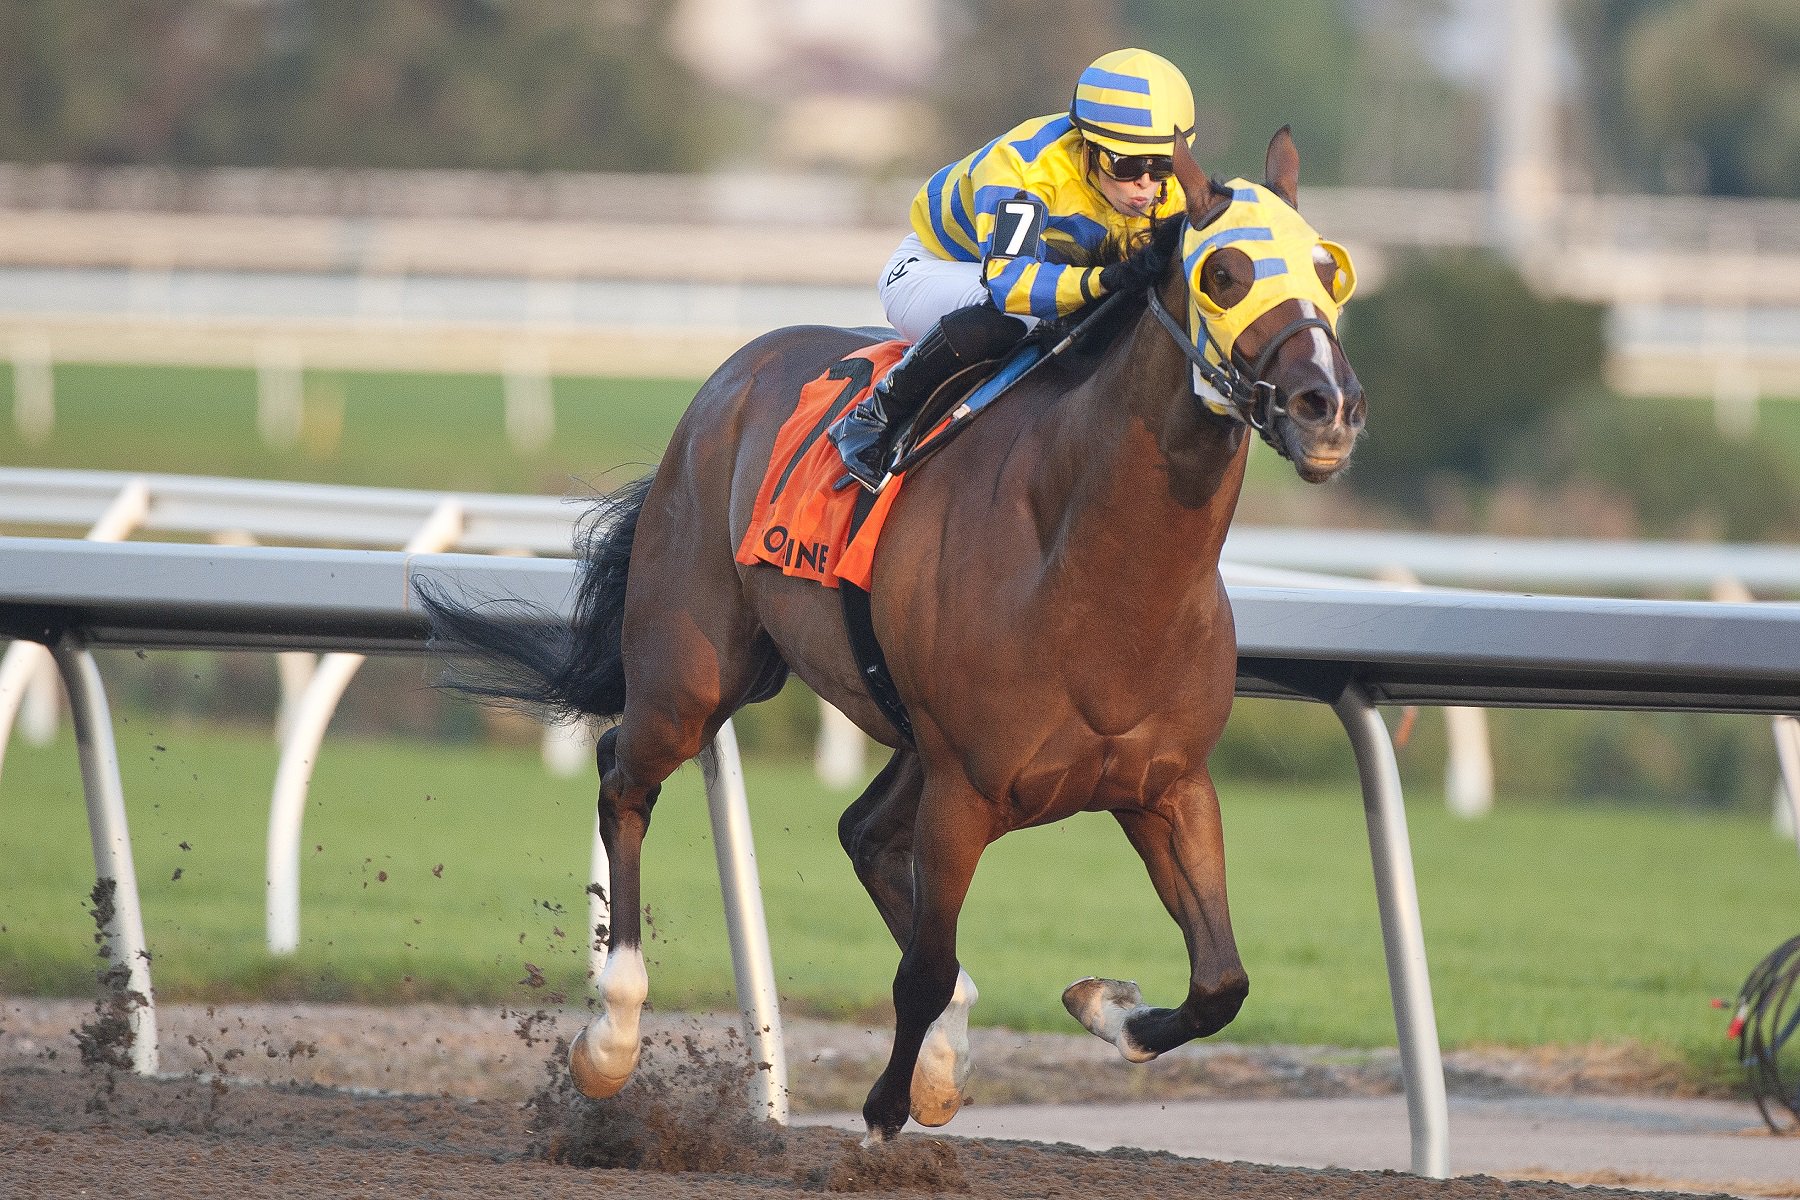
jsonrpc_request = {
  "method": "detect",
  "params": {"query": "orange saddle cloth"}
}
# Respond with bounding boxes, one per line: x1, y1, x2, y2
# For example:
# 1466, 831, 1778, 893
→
735, 341, 916, 592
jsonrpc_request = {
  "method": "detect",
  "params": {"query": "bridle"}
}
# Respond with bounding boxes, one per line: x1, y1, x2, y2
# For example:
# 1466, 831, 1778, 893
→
1143, 274, 1334, 461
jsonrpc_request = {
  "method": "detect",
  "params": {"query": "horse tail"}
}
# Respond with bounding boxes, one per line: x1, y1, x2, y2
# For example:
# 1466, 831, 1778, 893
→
417, 474, 653, 721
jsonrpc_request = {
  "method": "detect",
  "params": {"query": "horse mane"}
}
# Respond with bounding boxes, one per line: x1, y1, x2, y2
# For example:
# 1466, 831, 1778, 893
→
1054, 173, 1238, 380
1053, 215, 1186, 377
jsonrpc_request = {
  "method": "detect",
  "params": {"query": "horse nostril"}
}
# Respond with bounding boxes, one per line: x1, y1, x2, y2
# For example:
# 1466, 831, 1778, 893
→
1346, 389, 1367, 427
1287, 389, 1337, 426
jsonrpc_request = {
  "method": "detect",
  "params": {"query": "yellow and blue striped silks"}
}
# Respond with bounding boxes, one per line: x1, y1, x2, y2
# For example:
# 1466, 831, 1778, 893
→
908, 113, 1187, 322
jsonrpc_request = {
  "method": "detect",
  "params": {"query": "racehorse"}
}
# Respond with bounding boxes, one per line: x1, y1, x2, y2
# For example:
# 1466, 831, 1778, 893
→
420, 128, 1364, 1144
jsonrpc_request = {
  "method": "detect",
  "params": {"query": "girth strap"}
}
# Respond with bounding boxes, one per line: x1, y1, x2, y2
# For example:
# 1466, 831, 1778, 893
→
839, 485, 915, 745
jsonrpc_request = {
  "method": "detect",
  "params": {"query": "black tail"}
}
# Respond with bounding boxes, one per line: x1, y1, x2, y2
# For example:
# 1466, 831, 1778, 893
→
416, 475, 654, 721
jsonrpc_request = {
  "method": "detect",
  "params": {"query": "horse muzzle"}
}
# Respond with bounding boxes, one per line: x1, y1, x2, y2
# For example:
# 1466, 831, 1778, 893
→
1277, 382, 1364, 482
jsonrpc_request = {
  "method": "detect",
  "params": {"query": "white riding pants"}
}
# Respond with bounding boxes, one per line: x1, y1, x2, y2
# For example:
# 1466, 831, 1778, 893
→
877, 233, 1039, 343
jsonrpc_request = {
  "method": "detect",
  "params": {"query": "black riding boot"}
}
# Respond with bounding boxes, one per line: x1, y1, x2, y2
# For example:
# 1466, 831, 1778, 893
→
830, 304, 1025, 490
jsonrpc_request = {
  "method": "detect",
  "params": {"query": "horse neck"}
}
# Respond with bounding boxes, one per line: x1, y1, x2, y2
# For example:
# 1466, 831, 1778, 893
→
1031, 274, 1250, 589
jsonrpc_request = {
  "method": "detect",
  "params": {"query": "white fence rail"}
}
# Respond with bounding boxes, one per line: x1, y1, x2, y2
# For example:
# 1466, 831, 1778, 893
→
7, 535, 1800, 1174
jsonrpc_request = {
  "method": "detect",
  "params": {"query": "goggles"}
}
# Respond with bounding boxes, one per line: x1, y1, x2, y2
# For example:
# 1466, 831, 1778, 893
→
1095, 146, 1175, 183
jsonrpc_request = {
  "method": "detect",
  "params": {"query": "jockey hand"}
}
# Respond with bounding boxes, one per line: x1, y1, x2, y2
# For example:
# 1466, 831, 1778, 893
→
1097, 220, 1181, 295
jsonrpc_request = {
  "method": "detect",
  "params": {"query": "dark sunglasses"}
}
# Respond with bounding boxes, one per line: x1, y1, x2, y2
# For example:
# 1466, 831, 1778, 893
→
1095, 147, 1175, 182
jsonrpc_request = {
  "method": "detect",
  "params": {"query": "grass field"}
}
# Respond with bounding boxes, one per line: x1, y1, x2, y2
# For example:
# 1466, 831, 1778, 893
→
0, 361, 1312, 497
2, 715, 1793, 1083
0, 364, 701, 495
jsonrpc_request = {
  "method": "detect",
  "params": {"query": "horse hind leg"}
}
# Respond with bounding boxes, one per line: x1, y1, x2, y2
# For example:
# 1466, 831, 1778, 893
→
569, 630, 779, 1099
836, 750, 979, 1128
569, 724, 654, 1097
1064, 773, 1249, 1063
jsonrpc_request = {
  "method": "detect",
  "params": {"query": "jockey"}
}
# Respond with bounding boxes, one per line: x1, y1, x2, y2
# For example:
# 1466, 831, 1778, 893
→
831, 47, 1195, 490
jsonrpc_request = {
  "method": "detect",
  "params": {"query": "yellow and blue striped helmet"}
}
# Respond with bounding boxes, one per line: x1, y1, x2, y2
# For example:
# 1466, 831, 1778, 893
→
1069, 48, 1195, 154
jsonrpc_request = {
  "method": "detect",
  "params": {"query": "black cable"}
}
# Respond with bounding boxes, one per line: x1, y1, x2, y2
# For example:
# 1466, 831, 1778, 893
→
1732, 933, 1800, 1133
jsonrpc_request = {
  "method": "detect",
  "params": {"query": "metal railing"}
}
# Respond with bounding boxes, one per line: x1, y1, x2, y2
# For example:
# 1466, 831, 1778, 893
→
8, 535, 1800, 1174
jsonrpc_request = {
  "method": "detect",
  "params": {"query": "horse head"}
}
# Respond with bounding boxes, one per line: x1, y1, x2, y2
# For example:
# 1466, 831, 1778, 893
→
1168, 128, 1365, 483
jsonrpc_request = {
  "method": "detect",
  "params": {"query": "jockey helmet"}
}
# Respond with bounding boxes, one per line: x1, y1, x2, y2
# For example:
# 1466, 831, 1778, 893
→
1069, 48, 1195, 155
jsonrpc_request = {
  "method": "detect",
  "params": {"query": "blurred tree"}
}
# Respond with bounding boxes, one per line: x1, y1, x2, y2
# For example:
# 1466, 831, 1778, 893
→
0, 0, 725, 172
1520, 399, 1800, 542
929, 0, 1124, 162
1560, 0, 1668, 192
1119, 0, 1367, 184
1620, 0, 1800, 197
1567, 0, 1800, 197
1337, 250, 1607, 510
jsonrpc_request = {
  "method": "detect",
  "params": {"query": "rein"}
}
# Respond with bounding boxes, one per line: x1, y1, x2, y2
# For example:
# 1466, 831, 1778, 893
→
1145, 277, 1333, 460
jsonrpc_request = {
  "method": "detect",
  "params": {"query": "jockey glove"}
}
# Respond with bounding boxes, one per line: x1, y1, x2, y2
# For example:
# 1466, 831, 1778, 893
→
1096, 221, 1180, 295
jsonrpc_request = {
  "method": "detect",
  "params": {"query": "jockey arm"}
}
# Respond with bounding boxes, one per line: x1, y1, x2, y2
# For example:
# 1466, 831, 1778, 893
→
976, 186, 1109, 322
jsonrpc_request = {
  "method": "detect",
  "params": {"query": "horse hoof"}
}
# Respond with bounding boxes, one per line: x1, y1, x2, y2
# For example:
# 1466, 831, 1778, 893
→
1061, 976, 1158, 1063
567, 1026, 637, 1099
909, 1090, 963, 1128
858, 1128, 888, 1149
910, 968, 976, 1127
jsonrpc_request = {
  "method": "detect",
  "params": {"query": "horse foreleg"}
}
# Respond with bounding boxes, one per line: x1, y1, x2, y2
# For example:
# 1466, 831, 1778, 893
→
860, 779, 992, 1145
1064, 773, 1248, 1062
568, 725, 662, 1097
837, 751, 979, 1128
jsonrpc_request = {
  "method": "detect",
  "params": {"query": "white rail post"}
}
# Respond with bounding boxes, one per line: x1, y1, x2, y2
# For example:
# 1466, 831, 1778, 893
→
1774, 717, 1800, 851
541, 718, 591, 778
11, 333, 54, 445
52, 638, 159, 1076
1374, 565, 1493, 818
503, 346, 554, 454
265, 499, 465, 954
255, 339, 305, 450
1333, 684, 1449, 1178
814, 698, 867, 788
211, 530, 321, 742
698, 721, 789, 1123
1709, 577, 1798, 842
0, 480, 150, 786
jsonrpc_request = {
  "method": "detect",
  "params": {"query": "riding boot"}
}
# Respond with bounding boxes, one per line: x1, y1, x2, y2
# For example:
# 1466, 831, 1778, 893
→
830, 304, 1026, 490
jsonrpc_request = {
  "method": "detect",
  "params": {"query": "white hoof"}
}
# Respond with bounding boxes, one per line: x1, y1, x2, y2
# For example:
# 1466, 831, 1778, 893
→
910, 969, 977, 1127
568, 945, 648, 1099
568, 1024, 639, 1098
859, 1128, 888, 1149
1061, 976, 1158, 1063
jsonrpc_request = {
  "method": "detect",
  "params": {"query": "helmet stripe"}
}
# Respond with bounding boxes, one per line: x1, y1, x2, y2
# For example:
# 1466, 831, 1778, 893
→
1079, 67, 1152, 94
1073, 98, 1155, 128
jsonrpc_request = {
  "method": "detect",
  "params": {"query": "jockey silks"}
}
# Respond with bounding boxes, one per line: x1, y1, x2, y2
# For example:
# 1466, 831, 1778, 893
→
909, 113, 1187, 323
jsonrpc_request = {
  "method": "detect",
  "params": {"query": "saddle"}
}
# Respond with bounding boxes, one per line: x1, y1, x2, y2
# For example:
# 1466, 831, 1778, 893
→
735, 335, 1047, 741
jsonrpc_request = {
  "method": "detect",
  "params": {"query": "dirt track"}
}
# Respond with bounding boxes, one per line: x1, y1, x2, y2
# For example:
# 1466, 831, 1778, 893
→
0, 998, 1742, 1200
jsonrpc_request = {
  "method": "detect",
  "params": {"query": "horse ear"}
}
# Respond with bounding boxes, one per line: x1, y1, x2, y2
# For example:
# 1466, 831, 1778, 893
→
1265, 125, 1300, 207
1172, 132, 1210, 221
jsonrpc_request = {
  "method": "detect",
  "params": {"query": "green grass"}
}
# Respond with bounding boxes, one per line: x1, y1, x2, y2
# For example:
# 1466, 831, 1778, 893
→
0, 364, 702, 493
0, 361, 1314, 504
2, 716, 1792, 1081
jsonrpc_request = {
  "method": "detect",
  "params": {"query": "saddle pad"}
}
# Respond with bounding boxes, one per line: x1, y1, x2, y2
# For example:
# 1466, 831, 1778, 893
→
735, 341, 911, 592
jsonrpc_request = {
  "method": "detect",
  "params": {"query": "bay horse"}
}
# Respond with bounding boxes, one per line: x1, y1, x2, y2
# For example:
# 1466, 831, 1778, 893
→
421, 128, 1364, 1143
